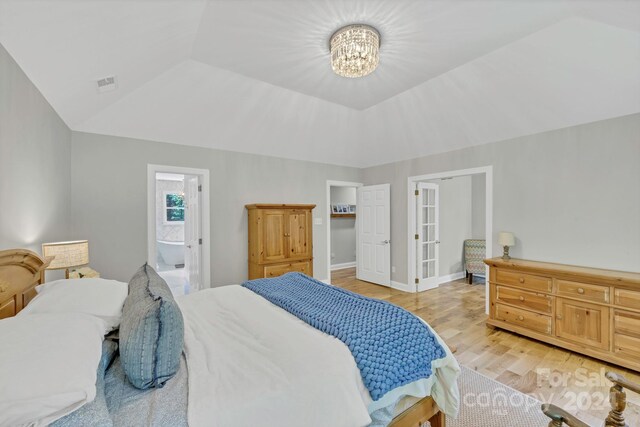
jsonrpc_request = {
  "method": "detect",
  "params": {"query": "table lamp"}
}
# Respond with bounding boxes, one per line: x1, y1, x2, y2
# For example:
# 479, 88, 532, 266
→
498, 232, 515, 260
42, 240, 89, 279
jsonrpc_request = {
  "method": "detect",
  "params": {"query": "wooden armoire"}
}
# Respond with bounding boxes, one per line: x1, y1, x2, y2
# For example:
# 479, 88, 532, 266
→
246, 204, 315, 279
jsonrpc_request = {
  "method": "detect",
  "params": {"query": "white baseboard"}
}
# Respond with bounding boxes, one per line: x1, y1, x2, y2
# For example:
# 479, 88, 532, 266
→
390, 280, 415, 293
319, 278, 332, 285
330, 262, 356, 271
416, 271, 467, 292
437, 271, 466, 285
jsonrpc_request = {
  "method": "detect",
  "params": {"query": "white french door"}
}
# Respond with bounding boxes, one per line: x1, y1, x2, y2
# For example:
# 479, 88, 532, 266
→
357, 184, 391, 286
416, 182, 439, 291
184, 175, 201, 291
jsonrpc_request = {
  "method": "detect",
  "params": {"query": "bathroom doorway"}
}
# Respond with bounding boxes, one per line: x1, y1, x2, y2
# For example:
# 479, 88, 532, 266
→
147, 165, 210, 294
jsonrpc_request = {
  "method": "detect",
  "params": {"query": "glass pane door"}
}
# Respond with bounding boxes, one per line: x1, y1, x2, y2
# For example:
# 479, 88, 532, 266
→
417, 183, 439, 285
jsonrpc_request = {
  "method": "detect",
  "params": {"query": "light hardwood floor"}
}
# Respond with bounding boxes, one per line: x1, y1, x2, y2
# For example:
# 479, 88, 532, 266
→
331, 268, 640, 426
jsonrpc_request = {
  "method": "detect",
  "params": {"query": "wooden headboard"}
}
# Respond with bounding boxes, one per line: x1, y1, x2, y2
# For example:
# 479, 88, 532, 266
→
0, 249, 52, 319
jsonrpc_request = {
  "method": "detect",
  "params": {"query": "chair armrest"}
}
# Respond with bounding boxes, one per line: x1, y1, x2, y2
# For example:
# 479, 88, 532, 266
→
606, 372, 640, 395
541, 404, 590, 427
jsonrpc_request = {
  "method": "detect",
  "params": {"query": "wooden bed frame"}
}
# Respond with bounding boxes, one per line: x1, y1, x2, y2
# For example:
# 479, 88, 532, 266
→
0, 248, 51, 319
0, 248, 446, 426
389, 395, 446, 427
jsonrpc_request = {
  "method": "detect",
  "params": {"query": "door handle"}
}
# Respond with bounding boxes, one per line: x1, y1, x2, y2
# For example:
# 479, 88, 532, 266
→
435, 240, 440, 244
381, 240, 390, 244
186, 245, 192, 249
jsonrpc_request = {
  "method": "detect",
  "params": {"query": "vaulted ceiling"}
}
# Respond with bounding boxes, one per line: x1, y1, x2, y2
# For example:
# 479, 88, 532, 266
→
1, 1, 639, 167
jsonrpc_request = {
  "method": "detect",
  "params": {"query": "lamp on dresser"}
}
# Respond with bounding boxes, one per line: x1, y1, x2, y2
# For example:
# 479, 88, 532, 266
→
498, 231, 515, 260
41, 240, 89, 279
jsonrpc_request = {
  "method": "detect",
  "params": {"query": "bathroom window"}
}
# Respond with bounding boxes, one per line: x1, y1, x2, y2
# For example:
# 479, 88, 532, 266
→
164, 192, 185, 224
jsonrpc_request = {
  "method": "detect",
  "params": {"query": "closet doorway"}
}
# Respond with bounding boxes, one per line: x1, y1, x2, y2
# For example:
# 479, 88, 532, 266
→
325, 180, 362, 284
147, 165, 210, 295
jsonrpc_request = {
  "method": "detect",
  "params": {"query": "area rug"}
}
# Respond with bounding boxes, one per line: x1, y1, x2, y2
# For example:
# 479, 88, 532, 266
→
449, 366, 551, 427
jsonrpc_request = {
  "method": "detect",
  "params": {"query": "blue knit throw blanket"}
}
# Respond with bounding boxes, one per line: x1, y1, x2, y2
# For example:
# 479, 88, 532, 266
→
242, 272, 446, 401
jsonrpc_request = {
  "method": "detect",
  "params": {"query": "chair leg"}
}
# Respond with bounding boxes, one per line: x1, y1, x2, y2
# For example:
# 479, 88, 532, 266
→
465, 270, 468, 279
467, 273, 473, 284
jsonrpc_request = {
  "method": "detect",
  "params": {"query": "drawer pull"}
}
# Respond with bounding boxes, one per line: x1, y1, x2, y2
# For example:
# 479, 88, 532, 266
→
517, 315, 524, 321
519, 296, 525, 302
557, 314, 563, 320
519, 278, 525, 283
0, 284, 6, 293
577, 288, 585, 294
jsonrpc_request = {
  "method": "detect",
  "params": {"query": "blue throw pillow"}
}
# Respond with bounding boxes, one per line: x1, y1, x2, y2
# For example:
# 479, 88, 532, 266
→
120, 264, 184, 390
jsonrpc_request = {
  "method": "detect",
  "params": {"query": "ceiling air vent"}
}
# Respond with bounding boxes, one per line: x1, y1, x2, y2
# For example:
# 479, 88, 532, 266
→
96, 75, 117, 93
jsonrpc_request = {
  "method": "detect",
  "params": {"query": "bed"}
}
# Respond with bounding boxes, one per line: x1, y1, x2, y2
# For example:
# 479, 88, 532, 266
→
0, 248, 459, 427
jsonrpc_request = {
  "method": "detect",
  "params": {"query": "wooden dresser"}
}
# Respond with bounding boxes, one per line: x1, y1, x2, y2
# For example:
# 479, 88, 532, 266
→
246, 204, 315, 279
485, 258, 640, 372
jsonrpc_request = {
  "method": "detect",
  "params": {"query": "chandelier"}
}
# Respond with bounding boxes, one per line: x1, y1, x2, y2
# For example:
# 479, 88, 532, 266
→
330, 24, 380, 78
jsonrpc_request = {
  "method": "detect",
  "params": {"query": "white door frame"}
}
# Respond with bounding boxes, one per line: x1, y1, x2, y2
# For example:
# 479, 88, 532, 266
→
325, 180, 363, 283
147, 164, 211, 289
407, 166, 493, 314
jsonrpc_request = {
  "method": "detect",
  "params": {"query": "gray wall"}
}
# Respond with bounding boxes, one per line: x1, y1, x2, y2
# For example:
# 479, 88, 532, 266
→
471, 174, 486, 240
425, 177, 472, 276
330, 186, 357, 266
362, 114, 640, 284
70, 132, 361, 285
0, 43, 71, 280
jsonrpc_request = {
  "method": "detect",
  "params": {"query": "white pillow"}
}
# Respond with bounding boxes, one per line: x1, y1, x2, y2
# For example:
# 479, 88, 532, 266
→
0, 313, 106, 426
19, 278, 128, 331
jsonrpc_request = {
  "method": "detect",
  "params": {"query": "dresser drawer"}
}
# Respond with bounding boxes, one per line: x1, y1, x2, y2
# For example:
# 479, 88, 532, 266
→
22, 286, 37, 308
495, 269, 552, 293
556, 280, 609, 304
496, 286, 552, 313
614, 333, 640, 359
264, 261, 311, 278
614, 310, 640, 338
0, 296, 16, 320
0, 278, 23, 301
494, 303, 552, 335
615, 288, 640, 311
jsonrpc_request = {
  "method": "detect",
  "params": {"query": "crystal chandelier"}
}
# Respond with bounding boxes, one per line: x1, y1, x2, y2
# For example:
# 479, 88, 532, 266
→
330, 24, 380, 78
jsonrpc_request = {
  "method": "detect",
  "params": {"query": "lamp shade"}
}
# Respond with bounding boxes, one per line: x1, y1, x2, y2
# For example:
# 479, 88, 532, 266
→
42, 240, 89, 270
498, 232, 515, 247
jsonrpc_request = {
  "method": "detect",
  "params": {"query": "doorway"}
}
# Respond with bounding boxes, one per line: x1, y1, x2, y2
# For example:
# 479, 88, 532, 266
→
408, 166, 493, 313
326, 181, 362, 283
147, 165, 210, 294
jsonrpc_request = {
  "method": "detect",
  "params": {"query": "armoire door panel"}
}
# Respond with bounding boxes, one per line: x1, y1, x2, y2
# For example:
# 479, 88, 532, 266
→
262, 210, 286, 262
287, 210, 310, 259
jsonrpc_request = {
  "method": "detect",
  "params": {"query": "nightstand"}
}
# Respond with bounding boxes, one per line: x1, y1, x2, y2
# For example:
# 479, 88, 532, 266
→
68, 267, 100, 279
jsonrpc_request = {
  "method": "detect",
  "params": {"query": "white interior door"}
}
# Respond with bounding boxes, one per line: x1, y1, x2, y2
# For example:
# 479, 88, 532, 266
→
184, 175, 201, 291
356, 184, 391, 286
416, 182, 439, 291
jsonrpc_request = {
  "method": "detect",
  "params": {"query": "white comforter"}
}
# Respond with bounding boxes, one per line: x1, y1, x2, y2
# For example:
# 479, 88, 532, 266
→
178, 285, 459, 427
